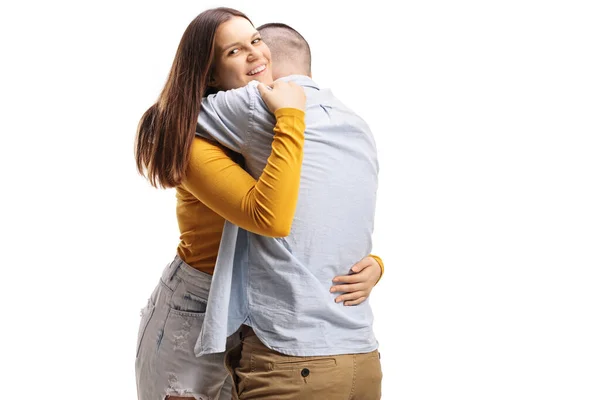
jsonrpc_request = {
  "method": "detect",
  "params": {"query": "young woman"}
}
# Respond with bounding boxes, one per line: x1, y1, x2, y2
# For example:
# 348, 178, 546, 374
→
134, 7, 384, 400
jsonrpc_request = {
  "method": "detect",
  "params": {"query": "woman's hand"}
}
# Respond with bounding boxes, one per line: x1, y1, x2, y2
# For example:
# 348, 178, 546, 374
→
330, 256, 382, 306
258, 81, 306, 113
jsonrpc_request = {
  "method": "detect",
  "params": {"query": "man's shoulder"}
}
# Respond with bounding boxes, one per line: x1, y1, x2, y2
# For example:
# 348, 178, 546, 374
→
277, 75, 320, 90
204, 81, 261, 104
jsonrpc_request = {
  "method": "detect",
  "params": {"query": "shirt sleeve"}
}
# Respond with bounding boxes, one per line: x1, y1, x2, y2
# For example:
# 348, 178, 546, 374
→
196, 82, 267, 153
182, 107, 305, 237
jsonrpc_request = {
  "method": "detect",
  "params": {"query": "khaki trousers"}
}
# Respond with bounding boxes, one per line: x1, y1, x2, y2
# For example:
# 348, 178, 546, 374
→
225, 326, 382, 399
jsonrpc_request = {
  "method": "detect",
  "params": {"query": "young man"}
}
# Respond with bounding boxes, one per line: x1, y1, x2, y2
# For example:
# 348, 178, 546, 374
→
195, 23, 382, 399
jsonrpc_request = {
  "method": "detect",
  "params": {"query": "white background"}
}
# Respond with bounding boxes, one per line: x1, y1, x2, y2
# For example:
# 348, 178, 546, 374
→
1, 1, 599, 399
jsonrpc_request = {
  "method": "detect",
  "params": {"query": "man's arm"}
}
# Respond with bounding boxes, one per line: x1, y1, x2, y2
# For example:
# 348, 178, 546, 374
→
196, 81, 271, 153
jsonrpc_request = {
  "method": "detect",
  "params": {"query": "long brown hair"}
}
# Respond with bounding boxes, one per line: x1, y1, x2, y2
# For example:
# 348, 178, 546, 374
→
135, 7, 252, 188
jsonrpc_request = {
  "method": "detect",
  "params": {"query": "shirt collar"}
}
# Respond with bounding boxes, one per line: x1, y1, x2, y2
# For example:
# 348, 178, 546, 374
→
276, 75, 320, 90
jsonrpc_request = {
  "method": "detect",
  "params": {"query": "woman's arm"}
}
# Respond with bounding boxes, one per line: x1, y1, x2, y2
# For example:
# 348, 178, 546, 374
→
181, 106, 305, 237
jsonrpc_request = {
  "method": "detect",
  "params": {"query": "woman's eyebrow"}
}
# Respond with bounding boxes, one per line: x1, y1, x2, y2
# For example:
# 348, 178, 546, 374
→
221, 32, 260, 52
221, 41, 241, 51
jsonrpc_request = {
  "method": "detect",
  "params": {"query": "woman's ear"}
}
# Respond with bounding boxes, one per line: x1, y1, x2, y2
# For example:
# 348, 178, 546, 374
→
208, 73, 218, 87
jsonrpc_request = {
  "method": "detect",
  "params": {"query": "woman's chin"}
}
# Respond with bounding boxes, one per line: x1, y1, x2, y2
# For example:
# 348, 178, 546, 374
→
256, 76, 274, 86
245, 72, 273, 85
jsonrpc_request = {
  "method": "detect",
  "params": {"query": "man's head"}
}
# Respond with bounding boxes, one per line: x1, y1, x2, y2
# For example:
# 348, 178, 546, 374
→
257, 23, 311, 80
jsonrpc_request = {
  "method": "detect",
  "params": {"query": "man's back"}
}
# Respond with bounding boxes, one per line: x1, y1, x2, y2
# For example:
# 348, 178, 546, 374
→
196, 75, 378, 356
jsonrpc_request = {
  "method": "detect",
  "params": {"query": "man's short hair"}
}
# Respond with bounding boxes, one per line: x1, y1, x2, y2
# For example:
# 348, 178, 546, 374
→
257, 23, 311, 75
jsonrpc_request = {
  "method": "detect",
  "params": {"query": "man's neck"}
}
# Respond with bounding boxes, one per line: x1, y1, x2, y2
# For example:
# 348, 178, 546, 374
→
273, 65, 310, 81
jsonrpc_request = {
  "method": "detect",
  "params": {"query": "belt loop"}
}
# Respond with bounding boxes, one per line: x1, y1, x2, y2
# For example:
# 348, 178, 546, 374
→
167, 257, 181, 282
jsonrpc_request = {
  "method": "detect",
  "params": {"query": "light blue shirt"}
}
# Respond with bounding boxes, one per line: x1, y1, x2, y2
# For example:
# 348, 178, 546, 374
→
194, 75, 379, 356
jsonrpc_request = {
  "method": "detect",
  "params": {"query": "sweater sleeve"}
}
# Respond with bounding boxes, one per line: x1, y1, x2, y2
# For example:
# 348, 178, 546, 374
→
369, 254, 385, 284
181, 107, 305, 237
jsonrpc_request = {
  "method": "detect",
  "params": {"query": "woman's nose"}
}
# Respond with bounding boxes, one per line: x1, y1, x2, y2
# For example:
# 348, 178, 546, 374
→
247, 47, 260, 61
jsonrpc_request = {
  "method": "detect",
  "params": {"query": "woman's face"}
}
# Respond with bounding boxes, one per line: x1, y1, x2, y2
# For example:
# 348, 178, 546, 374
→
211, 17, 273, 91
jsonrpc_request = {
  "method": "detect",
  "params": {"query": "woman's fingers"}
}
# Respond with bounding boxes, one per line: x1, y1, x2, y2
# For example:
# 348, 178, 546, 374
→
332, 272, 364, 284
330, 282, 366, 293
344, 297, 368, 306
334, 291, 367, 304
258, 81, 306, 113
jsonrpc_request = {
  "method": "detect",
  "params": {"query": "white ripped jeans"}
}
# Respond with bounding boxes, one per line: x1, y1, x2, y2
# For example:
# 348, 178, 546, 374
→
135, 256, 240, 400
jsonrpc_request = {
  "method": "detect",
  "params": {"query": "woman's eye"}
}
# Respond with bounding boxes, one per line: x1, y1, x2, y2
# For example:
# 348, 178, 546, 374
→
229, 48, 239, 55
252, 38, 262, 44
